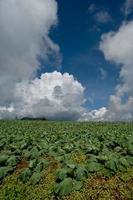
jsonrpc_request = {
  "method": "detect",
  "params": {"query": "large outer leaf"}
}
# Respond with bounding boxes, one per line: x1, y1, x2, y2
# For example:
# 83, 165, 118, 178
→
56, 169, 68, 180
54, 178, 73, 197
126, 156, 133, 165
127, 143, 133, 155
30, 147, 40, 159
105, 159, 118, 172
75, 165, 88, 181
6, 156, 18, 167
0, 166, 12, 180
19, 168, 31, 183
119, 157, 129, 168
0, 155, 9, 166
86, 162, 102, 172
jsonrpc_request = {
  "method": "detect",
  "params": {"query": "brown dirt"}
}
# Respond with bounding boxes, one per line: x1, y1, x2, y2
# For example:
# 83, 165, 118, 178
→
16, 158, 29, 171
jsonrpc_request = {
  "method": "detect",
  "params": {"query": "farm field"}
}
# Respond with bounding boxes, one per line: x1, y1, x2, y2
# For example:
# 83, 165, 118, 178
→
0, 120, 133, 200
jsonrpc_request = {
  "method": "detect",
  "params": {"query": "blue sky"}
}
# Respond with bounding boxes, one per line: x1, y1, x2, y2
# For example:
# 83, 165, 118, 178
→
0, 0, 133, 120
41, 0, 127, 110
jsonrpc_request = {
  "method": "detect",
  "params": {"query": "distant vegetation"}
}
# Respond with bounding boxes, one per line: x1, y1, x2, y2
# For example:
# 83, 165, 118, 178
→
21, 117, 47, 121
0, 121, 133, 199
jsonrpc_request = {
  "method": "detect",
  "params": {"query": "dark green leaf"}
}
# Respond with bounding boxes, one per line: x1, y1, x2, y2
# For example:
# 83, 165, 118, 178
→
54, 178, 73, 197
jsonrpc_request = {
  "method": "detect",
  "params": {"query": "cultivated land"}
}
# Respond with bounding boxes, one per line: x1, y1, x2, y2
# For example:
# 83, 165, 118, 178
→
0, 121, 133, 200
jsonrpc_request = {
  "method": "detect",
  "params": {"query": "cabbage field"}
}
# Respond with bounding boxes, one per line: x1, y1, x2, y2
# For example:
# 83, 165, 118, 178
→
0, 120, 133, 200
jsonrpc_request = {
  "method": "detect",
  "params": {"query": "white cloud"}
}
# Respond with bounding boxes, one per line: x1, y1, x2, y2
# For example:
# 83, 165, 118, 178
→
80, 107, 108, 121
0, 0, 105, 121
123, 0, 133, 16
0, 71, 85, 120
0, 64, 108, 121
0, 105, 15, 120
100, 20, 133, 120
0, 0, 61, 107
94, 11, 112, 24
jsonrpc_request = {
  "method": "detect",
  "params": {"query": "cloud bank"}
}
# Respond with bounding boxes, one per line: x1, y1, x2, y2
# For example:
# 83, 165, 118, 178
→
0, 0, 60, 107
100, 20, 133, 120
14, 71, 85, 120
80, 107, 108, 121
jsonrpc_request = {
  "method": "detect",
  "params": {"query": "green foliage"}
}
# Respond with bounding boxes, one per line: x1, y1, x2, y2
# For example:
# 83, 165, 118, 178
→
75, 165, 88, 181
30, 172, 42, 185
72, 180, 83, 191
86, 162, 103, 172
19, 168, 31, 183
105, 158, 118, 172
6, 156, 18, 167
54, 178, 73, 196
34, 159, 49, 172
0, 120, 133, 199
22, 149, 31, 158
56, 168, 68, 180
29, 159, 37, 169
0, 167, 12, 180
30, 147, 40, 159
0, 154, 9, 166
127, 142, 133, 155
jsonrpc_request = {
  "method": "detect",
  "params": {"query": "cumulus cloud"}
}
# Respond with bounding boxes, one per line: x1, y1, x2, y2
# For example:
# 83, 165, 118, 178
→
80, 107, 108, 121
0, 67, 107, 121
100, 20, 133, 120
0, 0, 61, 107
0, 71, 85, 120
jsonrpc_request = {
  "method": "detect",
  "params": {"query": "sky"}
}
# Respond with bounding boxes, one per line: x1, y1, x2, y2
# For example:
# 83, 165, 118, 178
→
0, 0, 133, 121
